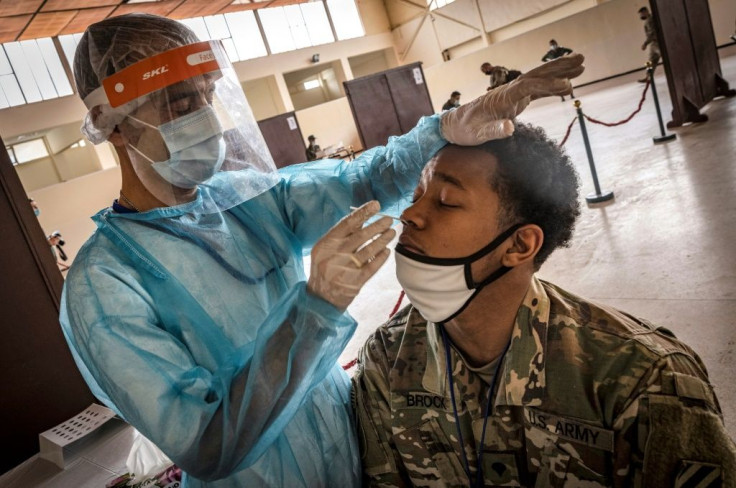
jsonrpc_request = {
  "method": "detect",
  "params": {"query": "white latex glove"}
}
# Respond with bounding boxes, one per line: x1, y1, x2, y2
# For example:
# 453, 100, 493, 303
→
307, 201, 396, 311
441, 53, 585, 145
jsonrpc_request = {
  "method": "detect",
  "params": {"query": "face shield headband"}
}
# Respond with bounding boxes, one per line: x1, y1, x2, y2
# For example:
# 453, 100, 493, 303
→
395, 223, 524, 324
81, 41, 227, 144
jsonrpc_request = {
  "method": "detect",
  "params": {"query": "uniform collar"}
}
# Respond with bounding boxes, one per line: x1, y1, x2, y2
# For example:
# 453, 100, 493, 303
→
495, 275, 549, 407
422, 275, 550, 406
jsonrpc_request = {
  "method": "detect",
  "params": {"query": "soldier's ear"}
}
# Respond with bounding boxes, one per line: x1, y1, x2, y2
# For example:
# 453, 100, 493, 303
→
502, 225, 543, 267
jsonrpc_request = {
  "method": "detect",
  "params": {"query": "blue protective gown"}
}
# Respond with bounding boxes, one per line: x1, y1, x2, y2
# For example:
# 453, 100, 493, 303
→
60, 115, 446, 487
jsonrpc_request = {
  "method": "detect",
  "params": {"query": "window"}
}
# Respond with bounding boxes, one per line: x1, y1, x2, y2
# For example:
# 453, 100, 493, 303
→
299, 2, 335, 46
10, 139, 49, 164
427, 0, 455, 10
179, 13, 268, 63
179, 17, 211, 41
259, 3, 335, 54
259, 8, 296, 54
58, 33, 84, 74
5, 146, 17, 164
0, 38, 73, 109
226, 11, 267, 61
304, 80, 320, 90
326, 0, 364, 40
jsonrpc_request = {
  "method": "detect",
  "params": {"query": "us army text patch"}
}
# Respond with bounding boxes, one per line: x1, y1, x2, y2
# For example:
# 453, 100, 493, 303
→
524, 407, 614, 452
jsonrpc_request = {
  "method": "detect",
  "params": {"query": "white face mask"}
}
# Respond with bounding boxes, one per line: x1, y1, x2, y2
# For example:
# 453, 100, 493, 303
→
129, 105, 226, 189
395, 224, 522, 323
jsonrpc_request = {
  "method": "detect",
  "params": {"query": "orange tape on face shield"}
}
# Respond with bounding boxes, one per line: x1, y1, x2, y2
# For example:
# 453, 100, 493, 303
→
101, 41, 224, 108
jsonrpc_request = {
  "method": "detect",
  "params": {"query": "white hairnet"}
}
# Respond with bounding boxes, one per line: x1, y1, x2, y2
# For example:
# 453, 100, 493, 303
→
75, 14, 201, 143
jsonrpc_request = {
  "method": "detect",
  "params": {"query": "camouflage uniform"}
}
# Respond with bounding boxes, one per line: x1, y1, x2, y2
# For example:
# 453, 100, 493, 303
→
353, 276, 736, 487
487, 67, 522, 90
643, 17, 661, 67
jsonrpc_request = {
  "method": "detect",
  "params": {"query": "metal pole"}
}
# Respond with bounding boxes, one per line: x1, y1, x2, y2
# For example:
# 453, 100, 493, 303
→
574, 100, 614, 204
647, 62, 677, 143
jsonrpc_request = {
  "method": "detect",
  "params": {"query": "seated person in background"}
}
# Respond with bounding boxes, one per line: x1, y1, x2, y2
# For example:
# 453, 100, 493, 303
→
442, 91, 462, 111
481, 62, 522, 91
542, 39, 575, 101
353, 123, 736, 487
305, 134, 320, 161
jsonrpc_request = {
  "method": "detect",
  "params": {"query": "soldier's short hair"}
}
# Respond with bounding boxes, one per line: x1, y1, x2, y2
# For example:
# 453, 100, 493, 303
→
479, 123, 580, 268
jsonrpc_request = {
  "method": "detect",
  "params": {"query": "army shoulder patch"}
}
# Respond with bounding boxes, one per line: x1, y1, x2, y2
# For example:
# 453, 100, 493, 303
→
674, 460, 722, 488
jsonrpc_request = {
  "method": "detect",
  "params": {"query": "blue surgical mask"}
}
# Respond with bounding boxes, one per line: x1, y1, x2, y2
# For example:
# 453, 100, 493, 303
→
34, 208, 41, 217
129, 106, 226, 189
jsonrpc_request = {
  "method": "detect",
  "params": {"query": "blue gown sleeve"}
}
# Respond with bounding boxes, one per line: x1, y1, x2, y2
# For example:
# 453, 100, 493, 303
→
276, 114, 447, 249
60, 244, 356, 481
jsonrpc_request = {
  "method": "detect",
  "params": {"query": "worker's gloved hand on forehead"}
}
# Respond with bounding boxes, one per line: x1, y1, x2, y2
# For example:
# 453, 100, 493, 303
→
441, 53, 585, 145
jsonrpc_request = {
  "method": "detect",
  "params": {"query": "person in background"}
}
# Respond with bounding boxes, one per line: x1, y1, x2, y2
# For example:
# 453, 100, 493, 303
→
542, 39, 575, 101
30, 197, 68, 269
29, 197, 40, 216
60, 12, 586, 488
353, 123, 736, 487
638, 6, 660, 83
305, 134, 320, 161
481, 62, 522, 91
442, 91, 461, 111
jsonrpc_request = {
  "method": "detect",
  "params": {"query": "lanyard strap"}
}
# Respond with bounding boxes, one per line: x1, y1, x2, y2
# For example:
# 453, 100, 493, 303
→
441, 325, 511, 488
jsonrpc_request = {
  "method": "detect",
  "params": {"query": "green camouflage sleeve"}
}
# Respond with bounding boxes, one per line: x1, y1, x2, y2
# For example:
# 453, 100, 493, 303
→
612, 352, 736, 487
352, 332, 410, 488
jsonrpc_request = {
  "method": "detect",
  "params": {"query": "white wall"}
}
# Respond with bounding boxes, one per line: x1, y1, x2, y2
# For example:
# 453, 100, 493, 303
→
243, 76, 285, 121
296, 97, 362, 151
392, 0, 736, 75
349, 48, 398, 78
711, 0, 736, 45
0, 95, 88, 141
53, 146, 101, 181
16, 158, 61, 192
45, 122, 86, 154
31, 166, 122, 264
423, 0, 736, 112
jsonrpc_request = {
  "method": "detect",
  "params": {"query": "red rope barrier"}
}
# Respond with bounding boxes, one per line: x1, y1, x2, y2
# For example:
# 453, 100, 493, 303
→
342, 290, 407, 370
583, 79, 650, 127
389, 290, 406, 317
558, 117, 577, 147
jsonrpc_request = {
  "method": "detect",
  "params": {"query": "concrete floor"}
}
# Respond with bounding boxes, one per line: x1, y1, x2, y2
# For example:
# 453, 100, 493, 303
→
342, 48, 736, 441
3, 49, 735, 487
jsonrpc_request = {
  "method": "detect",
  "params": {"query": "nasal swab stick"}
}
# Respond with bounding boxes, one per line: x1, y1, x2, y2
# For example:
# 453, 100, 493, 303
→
350, 206, 400, 220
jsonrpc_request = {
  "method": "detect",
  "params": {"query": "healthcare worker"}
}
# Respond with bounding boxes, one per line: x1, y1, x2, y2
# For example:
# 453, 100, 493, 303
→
60, 13, 584, 488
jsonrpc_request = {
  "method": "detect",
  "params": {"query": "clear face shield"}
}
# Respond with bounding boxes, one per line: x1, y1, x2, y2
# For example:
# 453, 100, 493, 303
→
82, 41, 279, 213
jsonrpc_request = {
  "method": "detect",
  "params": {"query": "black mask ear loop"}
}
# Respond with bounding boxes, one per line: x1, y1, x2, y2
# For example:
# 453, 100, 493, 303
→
463, 223, 525, 289
438, 223, 525, 325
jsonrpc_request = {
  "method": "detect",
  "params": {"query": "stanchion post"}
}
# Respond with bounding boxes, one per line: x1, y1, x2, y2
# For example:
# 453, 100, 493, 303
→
574, 100, 614, 204
647, 62, 676, 143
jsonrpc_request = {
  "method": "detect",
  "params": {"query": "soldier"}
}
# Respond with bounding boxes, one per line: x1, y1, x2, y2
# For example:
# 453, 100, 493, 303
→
481, 62, 522, 91
638, 6, 660, 83
442, 91, 462, 111
353, 123, 736, 487
305, 134, 321, 161
542, 40, 575, 101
